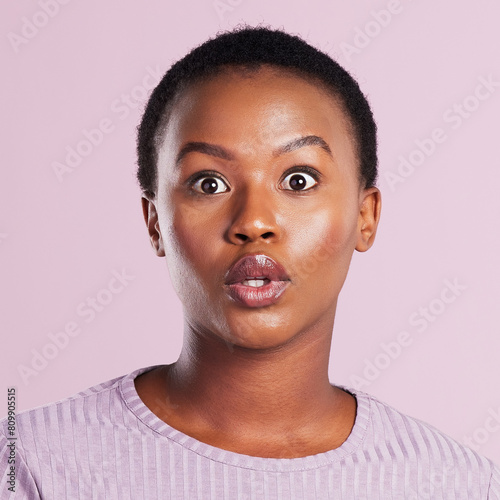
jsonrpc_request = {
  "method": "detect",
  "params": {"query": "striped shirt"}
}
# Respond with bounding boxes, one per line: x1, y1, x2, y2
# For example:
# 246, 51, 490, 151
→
1, 365, 499, 499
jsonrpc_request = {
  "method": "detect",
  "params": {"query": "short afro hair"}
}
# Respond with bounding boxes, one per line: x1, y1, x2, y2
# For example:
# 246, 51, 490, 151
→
136, 25, 377, 197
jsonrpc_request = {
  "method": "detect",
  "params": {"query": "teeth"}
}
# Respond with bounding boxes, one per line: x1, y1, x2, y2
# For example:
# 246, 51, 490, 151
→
242, 279, 267, 287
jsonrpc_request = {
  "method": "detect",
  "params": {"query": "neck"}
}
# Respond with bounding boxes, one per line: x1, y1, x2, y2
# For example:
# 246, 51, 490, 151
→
167, 312, 342, 435
135, 308, 357, 457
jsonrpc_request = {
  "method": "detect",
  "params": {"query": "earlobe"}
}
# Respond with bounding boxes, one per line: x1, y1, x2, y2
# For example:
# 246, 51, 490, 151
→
141, 196, 165, 257
355, 187, 381, 253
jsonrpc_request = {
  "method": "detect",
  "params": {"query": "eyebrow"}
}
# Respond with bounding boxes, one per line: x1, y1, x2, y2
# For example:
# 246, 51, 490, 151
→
175, 142, 233, 166
175, 135, 333, 166
275, 135, 332, 157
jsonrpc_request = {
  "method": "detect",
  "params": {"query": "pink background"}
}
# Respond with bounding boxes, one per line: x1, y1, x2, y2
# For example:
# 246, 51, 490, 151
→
2, 1, 499, 464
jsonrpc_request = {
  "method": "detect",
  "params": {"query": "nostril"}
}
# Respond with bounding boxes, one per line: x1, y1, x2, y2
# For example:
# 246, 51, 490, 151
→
231, 230, 276, 243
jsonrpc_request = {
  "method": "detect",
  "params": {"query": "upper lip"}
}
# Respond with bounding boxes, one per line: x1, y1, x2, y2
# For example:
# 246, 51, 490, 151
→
224, 254, 290, 285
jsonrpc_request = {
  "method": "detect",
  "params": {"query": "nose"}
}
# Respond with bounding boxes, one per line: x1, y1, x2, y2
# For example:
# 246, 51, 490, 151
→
226, 188, 280, 245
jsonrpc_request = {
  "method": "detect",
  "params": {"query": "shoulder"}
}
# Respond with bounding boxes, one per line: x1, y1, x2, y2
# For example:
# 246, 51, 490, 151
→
0, 366, 156, 498
350, 388, 500, 497
1, 372, 122, 437
0, 366, 157, 450
356, 388, 493, 464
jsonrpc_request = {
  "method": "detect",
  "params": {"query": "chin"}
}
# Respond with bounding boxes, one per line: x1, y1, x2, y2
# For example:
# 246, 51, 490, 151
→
218, 315, 301, 352
221, 332, 294, 352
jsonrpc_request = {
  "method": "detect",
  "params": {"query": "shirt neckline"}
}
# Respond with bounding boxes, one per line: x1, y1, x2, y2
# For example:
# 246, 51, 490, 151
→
119, 364, 371, 472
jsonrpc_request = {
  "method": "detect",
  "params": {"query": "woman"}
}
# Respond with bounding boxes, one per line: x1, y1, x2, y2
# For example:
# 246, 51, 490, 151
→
1, 25, 499, 499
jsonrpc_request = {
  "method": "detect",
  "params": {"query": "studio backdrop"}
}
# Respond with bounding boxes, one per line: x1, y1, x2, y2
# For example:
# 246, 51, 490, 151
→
1, 0, 499, 465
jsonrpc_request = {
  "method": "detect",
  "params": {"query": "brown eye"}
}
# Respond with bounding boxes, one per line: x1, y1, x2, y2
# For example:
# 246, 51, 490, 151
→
192, 176, 229, 194
281, 171, 318, 191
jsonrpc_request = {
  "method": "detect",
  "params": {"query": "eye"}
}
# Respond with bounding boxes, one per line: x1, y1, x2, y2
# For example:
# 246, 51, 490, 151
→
281, 168, 319, 191
191, 175, 229, 194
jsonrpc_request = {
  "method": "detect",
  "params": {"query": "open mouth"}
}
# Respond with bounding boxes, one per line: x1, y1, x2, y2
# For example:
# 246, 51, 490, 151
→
224, 254, 290, 307
240, 277, 270, 287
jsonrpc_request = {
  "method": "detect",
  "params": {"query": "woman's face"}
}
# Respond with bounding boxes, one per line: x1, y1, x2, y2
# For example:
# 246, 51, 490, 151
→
145, 65, 380, 349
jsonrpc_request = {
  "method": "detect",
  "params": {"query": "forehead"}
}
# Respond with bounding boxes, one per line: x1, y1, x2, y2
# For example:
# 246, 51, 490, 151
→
156, 65, 358, 176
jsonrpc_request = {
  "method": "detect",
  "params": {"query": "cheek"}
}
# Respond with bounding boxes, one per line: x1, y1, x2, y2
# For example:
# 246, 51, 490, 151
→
286, 204, 358, 288
162, 203, 220, 298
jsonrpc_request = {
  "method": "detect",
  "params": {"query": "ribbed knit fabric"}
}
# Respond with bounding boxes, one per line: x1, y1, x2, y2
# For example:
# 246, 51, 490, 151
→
1, 365, 499, 499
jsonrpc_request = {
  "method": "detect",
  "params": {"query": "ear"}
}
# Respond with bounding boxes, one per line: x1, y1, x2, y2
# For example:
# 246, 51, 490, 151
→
141, 196, 165, 257
355, 187, 381, 252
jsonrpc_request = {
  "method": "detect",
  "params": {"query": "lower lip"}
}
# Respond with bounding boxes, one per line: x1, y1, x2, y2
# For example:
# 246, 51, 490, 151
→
225, 280, 290, 307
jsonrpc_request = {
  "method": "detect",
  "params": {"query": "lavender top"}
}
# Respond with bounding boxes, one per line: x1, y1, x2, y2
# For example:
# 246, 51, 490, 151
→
1, 365, 499, 499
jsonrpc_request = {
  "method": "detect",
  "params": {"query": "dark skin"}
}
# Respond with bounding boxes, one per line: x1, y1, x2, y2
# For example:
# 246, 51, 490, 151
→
136, 65, 381, 458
